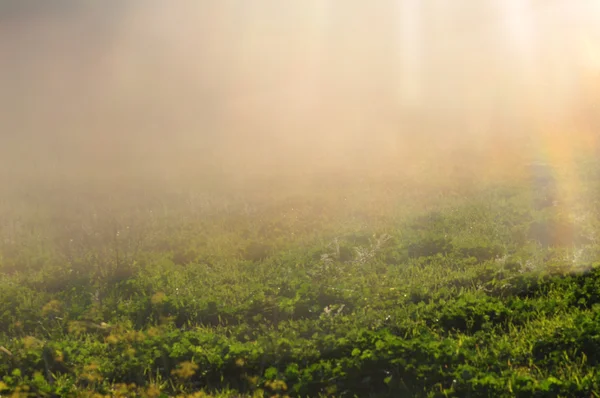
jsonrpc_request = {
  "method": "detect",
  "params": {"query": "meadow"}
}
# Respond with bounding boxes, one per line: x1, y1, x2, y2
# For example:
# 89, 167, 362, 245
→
3, 1, 600, 396
2, 149, 600, 397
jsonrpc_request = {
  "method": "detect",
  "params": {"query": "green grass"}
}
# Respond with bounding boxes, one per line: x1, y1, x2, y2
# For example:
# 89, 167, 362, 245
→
2, 160, 600, 397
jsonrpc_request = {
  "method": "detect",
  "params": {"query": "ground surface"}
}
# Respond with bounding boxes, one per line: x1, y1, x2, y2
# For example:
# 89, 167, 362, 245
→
2, 157, 600, 397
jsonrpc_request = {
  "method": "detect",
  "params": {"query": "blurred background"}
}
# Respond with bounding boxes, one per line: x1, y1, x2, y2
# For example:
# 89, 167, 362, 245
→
1, 0, 599, 191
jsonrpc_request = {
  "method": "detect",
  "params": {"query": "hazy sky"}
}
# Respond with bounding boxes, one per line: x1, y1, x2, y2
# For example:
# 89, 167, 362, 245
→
1, 1, 599, 185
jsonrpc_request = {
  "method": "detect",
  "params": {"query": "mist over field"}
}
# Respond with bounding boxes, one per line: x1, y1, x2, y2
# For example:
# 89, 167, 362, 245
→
1, 0, 599, 193
5, 3, 600, 396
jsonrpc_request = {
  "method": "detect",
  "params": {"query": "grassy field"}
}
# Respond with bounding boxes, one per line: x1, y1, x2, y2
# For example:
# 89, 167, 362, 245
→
2, 153, 600, 397
3, 1, 600, 396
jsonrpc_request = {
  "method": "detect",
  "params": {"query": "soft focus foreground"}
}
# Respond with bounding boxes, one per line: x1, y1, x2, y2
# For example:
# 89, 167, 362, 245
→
2, 1, 600, 397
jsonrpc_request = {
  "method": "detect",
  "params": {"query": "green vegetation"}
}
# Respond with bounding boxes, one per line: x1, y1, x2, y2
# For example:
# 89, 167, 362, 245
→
2, 160, 600, 397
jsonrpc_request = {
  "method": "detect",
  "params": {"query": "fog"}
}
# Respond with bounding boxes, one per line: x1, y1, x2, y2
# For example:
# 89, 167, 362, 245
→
1, 1, 600, 191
